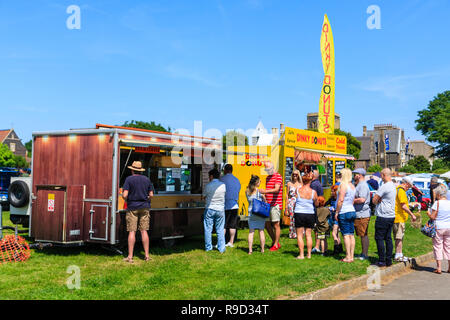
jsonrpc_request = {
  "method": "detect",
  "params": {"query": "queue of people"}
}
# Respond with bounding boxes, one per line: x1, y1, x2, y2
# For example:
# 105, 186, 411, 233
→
122, 160, 450, 272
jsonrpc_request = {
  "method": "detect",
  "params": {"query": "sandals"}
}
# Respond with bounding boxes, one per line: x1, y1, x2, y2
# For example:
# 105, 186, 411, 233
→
433, 269, 442, 274
144, 256, 152, 262
123, 257, 134, 264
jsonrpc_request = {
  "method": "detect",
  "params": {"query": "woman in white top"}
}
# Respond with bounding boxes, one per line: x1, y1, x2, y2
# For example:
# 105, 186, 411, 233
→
286, 169, 302, 239
335, 168, 357, 263
428, 184, 450, 274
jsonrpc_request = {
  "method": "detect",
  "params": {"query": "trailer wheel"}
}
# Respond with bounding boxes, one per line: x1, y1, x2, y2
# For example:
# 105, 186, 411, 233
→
8, 180, 30, 208
163, 239, 176, 248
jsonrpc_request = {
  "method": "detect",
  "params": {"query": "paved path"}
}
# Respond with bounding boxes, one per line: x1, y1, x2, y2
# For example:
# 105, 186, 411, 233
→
348, 260, 450, 300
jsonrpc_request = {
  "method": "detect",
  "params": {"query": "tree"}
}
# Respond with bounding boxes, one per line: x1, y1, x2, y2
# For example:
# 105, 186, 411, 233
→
14, 155, 29, 168
0, 144, 16, 167
222, 130, 249, 162
121, 120, 171, 132
432, 158, 449, 172
415, 91, 450, 163
25, 139, 32, 157
407, 155, 431, 172
367, 164, 383, 173
399, 164, 417, 174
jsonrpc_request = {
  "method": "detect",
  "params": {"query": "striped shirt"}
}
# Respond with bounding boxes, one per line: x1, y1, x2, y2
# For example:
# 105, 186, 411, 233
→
265, 173, 283, 209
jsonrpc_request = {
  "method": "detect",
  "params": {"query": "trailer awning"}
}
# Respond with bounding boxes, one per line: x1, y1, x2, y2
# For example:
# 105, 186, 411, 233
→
323, 153, 355, 160
292, 147, 355, 161
119, 139, 221, 151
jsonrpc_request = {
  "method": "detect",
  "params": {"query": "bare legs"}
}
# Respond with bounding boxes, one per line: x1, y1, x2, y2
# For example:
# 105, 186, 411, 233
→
296, 228, 312, 259
361, 235, 369, 256
265, 221, 280, 248
248, 229, 265, 254
127, 230, 150, 260
343, 234, 355, 262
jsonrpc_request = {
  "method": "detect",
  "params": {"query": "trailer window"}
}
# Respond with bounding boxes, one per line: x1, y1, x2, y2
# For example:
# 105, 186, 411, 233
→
119, 147, 203, 195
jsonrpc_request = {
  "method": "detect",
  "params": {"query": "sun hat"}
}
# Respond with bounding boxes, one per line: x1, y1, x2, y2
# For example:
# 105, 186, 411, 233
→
128, 161, 145, 172
402, 176, 413, 186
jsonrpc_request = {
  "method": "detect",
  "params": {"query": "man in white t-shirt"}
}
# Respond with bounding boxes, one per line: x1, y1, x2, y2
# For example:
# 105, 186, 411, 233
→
203, 169, 226, 253
372, 168, 396, 267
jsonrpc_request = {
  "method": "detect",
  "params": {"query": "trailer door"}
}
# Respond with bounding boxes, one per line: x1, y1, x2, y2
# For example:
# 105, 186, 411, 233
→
34, 187, 66, 242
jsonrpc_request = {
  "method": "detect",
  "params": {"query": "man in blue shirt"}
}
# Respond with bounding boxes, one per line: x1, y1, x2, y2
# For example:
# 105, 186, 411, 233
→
122, 161, 154, 263
310, 170, 324, 197
220, 164, 241, 248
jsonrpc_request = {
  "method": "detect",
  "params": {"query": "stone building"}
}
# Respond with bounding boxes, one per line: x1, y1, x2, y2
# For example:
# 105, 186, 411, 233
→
0, 129, 27, 158
307, 113, 340, 130
408, 140, 435, 165
355, 124, 406, 171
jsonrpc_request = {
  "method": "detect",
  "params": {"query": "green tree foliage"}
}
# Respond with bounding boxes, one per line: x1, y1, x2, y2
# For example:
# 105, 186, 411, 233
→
432, 158, 449, 172
25, 139, 32, 157
0, 143, 16, 167
222, 130, 249, 162
367, 164, 383, 173
407, 155, 431, 172
399, 164, 417, 174
121, 120, 171, 133
415, 91, 450, 163
14, 155, 29, 168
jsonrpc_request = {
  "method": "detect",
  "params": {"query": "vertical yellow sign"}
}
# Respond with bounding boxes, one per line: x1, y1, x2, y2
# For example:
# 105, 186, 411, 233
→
318, 14, 335, 134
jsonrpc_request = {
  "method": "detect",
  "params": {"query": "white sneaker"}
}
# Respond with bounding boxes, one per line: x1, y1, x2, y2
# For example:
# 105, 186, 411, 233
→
213, 245, 218, 249
225, 242, 234, 248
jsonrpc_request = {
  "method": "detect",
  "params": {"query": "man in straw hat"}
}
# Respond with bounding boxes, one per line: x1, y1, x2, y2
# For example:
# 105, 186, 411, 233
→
122, 161, 154, 263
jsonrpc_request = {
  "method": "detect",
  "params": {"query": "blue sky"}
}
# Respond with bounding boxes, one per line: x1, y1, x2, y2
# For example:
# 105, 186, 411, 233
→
1, 0, 449, 144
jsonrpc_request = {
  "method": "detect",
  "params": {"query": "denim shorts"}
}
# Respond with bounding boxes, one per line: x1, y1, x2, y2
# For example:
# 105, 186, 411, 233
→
338, 211, 356, 236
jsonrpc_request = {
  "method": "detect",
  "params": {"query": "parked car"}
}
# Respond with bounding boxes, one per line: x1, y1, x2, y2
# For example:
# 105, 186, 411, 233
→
0, 167, 20, 211
406, 173, 445, 200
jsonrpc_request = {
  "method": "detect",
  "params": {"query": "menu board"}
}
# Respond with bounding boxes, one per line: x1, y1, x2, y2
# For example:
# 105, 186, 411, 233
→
327, 160, 334, 186
285, 157, 294, 184
335, 161, 345, 175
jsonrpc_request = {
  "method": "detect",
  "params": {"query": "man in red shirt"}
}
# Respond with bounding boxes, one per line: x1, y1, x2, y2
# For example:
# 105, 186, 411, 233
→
259, 161, 283, 251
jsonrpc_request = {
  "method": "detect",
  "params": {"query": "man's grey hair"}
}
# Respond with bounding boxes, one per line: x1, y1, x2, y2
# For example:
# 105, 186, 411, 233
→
434, 184, 448, 198
431, 176, 438, 183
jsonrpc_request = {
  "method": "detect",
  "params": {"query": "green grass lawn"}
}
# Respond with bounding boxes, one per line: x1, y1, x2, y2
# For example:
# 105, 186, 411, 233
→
0, 210, 433, 300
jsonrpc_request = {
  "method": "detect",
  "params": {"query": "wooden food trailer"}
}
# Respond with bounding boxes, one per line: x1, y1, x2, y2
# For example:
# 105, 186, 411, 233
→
227, 125, 355, 222
30, 124, 221, 246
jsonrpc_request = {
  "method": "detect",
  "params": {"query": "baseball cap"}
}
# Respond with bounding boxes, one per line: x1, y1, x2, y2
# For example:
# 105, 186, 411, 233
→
352, 168, 366, 176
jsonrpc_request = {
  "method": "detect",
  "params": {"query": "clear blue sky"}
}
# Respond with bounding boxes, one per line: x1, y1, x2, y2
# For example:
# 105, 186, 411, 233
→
1, 0, 449, 144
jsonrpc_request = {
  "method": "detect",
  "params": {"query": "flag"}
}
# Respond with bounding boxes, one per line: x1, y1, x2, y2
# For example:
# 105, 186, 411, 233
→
318, 14, 335, 134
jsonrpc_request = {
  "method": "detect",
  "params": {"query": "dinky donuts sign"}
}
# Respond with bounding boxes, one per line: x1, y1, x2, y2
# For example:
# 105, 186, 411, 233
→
318, 14, 335, 135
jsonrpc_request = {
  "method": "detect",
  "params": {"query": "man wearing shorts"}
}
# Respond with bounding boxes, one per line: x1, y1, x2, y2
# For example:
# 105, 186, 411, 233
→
220, 164, 241, 248
394, 176, 417, 262
352, 168, 371, 260
259, 161, 283, 251
122, 161, 154, 263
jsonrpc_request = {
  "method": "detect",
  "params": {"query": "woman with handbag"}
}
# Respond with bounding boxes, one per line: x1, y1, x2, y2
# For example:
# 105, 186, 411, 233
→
427, 184, 450, 274
286, 170, 302, 239
246, 175, 267, 254
335, 168, 357, 263
294, 172, 318, 259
